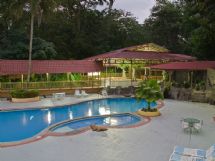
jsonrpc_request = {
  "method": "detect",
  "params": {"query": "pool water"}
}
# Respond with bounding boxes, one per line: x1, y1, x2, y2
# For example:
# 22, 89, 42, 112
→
0, 98, 156, 142
52, 114, 141, 133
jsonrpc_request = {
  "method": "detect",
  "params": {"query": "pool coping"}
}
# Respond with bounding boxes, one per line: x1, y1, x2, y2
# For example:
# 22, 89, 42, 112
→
0, 95, 124, 112
48, 113, 151, 136
0, 98, 164, 148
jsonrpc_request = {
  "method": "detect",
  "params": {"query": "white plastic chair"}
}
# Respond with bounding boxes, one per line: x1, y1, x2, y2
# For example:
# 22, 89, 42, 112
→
101, 89, 108, 96
181, 121, 189, 130
74, 89, 81, 97
81, 90, 88, 97
194, 120, 203, 132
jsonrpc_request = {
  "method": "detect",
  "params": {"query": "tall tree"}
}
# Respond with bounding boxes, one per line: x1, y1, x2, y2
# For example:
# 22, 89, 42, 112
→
143, 0, 183, 52
5, 0, 57, 82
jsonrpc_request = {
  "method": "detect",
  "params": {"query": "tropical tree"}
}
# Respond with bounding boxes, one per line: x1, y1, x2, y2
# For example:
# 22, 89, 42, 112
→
136, 80, 163, 111
7, 0, 57, 82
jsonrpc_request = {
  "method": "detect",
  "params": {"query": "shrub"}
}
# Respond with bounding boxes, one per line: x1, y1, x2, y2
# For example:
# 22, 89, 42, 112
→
136, 80, 163, 111
183, 81, 190, 89
10, 89, 39, 98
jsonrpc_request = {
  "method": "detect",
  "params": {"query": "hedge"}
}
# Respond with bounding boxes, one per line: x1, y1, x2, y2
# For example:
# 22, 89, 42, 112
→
10, 89, 39, 98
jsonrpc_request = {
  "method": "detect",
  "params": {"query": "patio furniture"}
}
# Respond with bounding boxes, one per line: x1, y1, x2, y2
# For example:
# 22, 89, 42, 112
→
173, 146, 206, 158
169, 152, 204, 161
193, 120, 203, 132
101, 89, 108, 96
182, 118, 202, 144
52, 92, 65, 100
181, 121, 189, 131
74, 90, 82, 97
183, 118, 201, 132
169, 144, 215, 161
81, 90, 88, 97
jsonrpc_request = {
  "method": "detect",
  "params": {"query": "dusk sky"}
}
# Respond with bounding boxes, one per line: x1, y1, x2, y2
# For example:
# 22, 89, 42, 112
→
113, 0, 156, 23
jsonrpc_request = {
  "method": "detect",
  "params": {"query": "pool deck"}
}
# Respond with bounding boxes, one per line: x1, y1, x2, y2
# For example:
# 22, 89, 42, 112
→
0, 98, 215, 161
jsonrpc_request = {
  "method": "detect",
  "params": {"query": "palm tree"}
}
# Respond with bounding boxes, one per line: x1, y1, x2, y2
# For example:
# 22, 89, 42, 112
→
136, 80, 163, 111
8, 0, 57, 82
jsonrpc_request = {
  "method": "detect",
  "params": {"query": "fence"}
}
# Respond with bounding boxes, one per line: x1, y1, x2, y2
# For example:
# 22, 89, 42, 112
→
0, 76, 163, 90
0, 80, 102, 90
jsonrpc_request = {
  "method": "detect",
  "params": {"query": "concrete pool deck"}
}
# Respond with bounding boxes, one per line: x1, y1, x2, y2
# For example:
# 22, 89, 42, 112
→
0, 99, 215, 161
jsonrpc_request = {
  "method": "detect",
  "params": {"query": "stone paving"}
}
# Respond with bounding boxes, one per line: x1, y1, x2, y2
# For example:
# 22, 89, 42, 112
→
0, 99, 215, 161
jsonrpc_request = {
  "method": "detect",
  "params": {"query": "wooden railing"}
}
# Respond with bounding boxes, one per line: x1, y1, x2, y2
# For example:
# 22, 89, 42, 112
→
0, 75, 164, 90
0, 80, 102, 90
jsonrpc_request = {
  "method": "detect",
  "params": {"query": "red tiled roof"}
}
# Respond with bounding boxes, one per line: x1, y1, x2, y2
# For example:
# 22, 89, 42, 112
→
0, 60, 103, 75
150, 61, 215, 70
86, 49, 195, 61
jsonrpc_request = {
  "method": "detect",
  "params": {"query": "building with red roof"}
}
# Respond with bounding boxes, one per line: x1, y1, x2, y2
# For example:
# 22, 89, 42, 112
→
150, 61, 215, 71
0, 60, 103, 75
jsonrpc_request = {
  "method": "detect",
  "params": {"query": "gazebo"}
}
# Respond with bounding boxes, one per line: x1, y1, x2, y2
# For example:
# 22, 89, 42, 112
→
86, 43, 196, 87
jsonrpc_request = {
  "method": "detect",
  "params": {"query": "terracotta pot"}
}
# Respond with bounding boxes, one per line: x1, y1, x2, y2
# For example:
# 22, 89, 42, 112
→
137, 110, 161, 117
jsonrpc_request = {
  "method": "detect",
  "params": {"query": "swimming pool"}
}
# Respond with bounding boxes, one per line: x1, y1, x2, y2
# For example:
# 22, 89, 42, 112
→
51, 113, 141, 133
0, 98, 156, 143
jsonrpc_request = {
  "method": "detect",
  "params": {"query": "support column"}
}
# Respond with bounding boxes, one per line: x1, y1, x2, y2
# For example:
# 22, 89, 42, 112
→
190, 71, 193, 89
109, 59, 111, 87
21, 74, 24, 83
130, 59, 133, 86
46, 73, 49, 81
105, 59, 107, 87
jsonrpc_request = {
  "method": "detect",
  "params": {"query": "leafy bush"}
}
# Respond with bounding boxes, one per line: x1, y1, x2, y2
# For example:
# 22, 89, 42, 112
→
183, 81, 190, 89
195, 81, 205, 91
136, 80, 163, 111
10, 89, 39, 98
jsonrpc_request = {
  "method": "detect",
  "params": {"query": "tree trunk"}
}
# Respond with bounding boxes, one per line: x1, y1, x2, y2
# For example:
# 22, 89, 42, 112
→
27, 14, 34, 83
147, 101, 151, 110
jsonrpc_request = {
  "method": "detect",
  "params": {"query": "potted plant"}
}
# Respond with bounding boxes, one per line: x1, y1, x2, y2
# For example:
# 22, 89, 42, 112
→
135, 80, 164, 117
10, 89, 40, 103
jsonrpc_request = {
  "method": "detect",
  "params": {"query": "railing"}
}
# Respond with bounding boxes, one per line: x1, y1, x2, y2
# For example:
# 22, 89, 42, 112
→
0, 80, 102, 90
100, 73, 122, 77
0, 76, 164, 90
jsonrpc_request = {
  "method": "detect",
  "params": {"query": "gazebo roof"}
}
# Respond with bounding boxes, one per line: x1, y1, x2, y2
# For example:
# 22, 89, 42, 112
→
150, 61, 215, 71
0, 60, 103, 75
86, 43, 196, 61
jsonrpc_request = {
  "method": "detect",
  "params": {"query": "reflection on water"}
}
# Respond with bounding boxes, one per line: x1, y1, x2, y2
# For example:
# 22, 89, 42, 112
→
69, 110, 73, 120
104, 117, 118, 125
47, 110, 52, 125
99, 106, 110, 115
88, 108, 92, 116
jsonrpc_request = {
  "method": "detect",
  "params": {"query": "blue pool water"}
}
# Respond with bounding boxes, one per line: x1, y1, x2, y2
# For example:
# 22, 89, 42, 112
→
52, 114, 141, 133
0, 98, 156, 142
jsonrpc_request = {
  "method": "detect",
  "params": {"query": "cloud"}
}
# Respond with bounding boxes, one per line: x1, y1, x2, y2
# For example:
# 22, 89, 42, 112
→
113, 0, 155, 23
